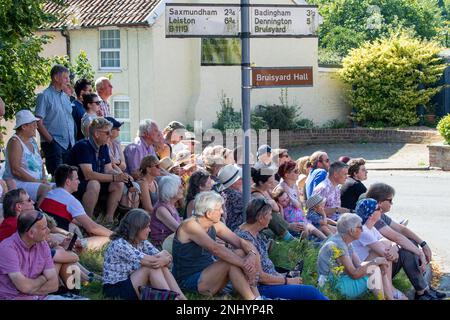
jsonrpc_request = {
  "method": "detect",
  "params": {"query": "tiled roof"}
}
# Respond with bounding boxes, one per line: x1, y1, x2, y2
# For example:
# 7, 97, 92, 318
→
43, 0, 162, 29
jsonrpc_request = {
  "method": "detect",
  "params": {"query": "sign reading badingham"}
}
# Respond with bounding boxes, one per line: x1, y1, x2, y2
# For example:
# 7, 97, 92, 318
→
250, 5, 320, 37
252, 67, 313, 88
166, 4, 240, 37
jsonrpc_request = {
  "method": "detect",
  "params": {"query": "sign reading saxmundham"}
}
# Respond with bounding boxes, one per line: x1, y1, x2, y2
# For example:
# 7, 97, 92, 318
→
250, 5, 320, 37
166, 3, 241, 38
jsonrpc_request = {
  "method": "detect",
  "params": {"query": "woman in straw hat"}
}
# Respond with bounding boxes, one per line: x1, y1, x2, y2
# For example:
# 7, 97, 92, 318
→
3, 110, 53, 206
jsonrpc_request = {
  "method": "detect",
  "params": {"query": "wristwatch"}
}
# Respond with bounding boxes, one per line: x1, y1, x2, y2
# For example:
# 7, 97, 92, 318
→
419, 241, 427, 248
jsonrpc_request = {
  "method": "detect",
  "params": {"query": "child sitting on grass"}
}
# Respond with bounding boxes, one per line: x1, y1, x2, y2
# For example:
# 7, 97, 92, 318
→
305, 194, 337, 237
273, 188, 327, 241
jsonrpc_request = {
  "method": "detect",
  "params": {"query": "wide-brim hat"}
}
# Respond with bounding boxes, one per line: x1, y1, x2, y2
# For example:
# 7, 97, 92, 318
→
218, 164, 242, 189
14, 110, 40, 130
159, 157, 178, 172
306, 194, 326, 210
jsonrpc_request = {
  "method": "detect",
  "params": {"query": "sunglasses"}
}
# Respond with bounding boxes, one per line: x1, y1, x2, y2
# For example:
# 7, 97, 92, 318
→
25, 211, 44, 232
356, 225, 363, 230
98, 130, 111, 136
255, 198, 270, 215
321, 158, 330, 163
92, 101, 101, 105
384, 198, 393, 204
290, 169, 300, 174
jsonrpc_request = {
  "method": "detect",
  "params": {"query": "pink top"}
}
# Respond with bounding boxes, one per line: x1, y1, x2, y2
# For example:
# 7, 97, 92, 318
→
150, 202, 181, 247
0, 232, 54, 300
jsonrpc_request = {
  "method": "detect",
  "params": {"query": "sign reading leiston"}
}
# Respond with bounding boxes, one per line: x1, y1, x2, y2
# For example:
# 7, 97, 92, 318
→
252, 67, 313, 88
166, 4, 240, 37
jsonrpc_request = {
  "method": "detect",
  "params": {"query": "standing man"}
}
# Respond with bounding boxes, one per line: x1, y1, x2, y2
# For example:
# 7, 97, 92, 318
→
72, 79, 93, 141
305, 151, 331, 199
35, 65, 75, 176
95, 77, 113, 117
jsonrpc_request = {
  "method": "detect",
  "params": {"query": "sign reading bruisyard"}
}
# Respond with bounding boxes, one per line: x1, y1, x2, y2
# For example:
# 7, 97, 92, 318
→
165, 3, 319, 37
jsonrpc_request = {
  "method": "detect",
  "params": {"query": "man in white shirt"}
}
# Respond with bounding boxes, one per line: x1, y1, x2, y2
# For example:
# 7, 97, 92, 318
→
40, 164, 112, 250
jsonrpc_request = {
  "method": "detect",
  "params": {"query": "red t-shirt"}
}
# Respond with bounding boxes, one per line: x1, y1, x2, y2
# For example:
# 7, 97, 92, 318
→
0, 217, 18, 243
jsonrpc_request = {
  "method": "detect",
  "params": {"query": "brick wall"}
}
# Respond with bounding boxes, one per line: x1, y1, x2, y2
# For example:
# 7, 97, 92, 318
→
277, 128, 443, 148
428, 144, 450, 171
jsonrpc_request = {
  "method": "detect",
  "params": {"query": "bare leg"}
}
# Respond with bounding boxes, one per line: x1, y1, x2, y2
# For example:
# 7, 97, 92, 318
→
105, 182, 124, 223
85, 236, 110, 251
161, 267, 187, 300
307, 223, 327, 240
130, 266, 172, 299
82, 181, 100, 217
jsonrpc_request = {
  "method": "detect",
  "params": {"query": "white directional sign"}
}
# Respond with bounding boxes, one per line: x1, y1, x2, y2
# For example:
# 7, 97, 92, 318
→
166, 4, 241, 37
165, 4, 320, 38
250, 5, 320, 37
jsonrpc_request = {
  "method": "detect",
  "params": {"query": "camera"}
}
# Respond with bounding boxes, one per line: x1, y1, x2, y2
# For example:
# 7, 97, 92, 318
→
125, 177, 133, 189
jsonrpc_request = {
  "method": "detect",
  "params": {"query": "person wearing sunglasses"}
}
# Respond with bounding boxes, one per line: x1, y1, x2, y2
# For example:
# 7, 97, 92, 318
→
80, 93, 103, 139
137, 155, 162, 215
67, 117, 131, 224
305, 151, 331, 199
318, 212, 389, 299
0, 189, 35, 243
365, 183, 446, 300
3, 110, 53, 207
236, 198, 328, 300
352, 198, 407, 300
0, 209, 62, 300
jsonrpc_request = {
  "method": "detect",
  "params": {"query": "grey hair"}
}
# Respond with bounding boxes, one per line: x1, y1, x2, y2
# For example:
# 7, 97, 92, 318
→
138, 119, 157, 137
88, 117, 112, 137
158, 174, 182, 203
337, 213, 362, 236
95, 77, 109, 91
193, 191, 224, 217
329, 161, 349, 177
50, 64, 69, 79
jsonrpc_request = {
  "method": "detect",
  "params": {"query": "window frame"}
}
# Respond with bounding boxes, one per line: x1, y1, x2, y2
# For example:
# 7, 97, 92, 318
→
112, 96, 131, 144
99, 28, 121, 70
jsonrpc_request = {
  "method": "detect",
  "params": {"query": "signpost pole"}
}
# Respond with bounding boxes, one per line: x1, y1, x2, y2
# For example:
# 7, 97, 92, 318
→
241, 0, 251, 214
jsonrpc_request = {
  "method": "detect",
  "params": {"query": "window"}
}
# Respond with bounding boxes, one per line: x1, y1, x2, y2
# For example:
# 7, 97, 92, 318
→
201, 38, 241, 66
100, 29, 120, 69
112, 97, 131, 143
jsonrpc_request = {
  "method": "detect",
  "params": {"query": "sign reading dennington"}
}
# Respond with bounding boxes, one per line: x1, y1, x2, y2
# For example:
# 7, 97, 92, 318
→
165, 4, 319, 38
252, 67, 313, 88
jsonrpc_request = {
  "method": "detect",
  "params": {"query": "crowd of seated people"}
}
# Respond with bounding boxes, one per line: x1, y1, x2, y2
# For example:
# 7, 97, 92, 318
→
0, 64, 446, 300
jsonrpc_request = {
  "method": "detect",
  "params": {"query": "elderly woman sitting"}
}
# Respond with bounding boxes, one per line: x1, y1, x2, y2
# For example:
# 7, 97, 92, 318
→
150, 175, 184, 248
102, 208, 186, 300
236, 198, 328, 300
352, 199, 408, 300
3, 110, 52, 206
318, 213, 390, 299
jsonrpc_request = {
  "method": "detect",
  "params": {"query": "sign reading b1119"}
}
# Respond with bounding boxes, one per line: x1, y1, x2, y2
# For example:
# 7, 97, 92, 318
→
166, 4, 240, 37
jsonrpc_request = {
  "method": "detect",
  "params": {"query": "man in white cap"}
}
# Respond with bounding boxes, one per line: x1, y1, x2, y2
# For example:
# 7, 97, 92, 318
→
217, 164, 244, 232
253, 144, 278, 175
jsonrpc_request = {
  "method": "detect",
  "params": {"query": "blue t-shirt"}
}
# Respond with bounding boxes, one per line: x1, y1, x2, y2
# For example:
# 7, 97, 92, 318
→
305, 168, 327, 198
67, 139, 111, 182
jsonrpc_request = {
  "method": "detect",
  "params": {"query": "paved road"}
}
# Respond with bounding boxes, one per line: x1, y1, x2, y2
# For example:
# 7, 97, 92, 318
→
365, 170, 450, 292
289, 143, 430, 169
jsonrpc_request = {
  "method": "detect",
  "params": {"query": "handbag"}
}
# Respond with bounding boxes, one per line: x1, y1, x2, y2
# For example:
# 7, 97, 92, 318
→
139, 286, 179, 300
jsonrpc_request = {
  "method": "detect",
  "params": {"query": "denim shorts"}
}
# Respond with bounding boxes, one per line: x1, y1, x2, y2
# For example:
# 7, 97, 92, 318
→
178, 272, 202, 293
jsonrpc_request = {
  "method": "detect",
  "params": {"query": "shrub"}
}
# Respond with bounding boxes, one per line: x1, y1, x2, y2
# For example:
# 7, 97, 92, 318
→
340, 32, 446, 127
437, 114, 450, 144
212, 92, 242, 131
322, 119, 350, 129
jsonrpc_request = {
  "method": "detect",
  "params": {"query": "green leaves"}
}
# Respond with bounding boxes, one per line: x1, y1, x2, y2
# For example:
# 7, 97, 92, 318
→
437, 115, 450, 143
340, 32, 446, 127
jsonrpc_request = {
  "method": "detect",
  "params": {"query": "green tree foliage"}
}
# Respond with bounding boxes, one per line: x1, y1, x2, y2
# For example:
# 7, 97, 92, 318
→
340, 32, 446, 127
0, 0, 64, 120
48, 50, 95, 84
310, 0, 446, 60
437, 114, 450, 144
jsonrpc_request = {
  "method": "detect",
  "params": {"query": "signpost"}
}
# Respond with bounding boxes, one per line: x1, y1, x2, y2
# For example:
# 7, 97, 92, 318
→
165, 3, 319, 208
252, 67, 313, 88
